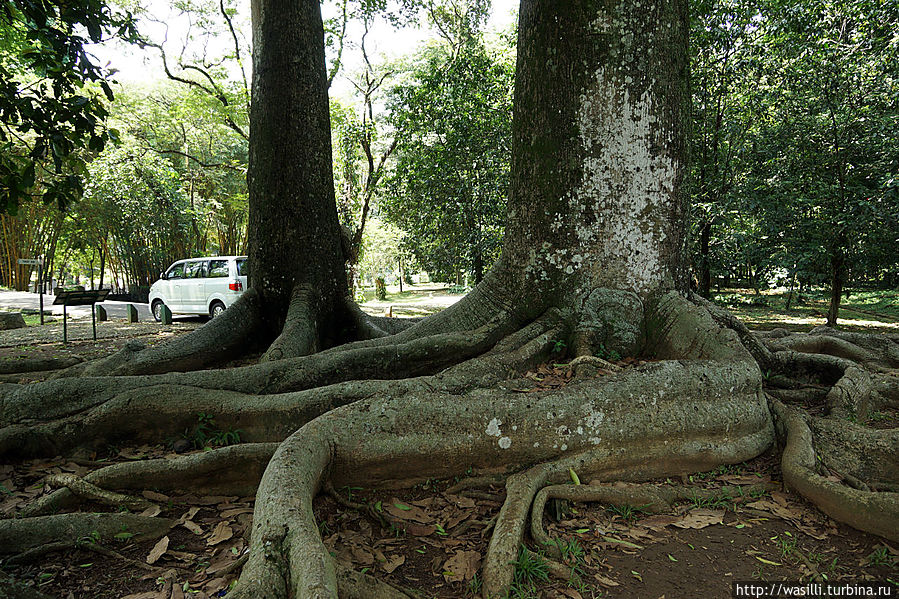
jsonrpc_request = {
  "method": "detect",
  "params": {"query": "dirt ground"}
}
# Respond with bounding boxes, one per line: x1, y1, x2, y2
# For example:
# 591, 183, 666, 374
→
1, 318, 896, 599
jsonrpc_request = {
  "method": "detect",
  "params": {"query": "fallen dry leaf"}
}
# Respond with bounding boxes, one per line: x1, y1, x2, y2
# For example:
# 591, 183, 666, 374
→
170, 584, 185, 599
442, 550, 481, 582
350, 545, 375, 566
718, 474, 769, 485
147, 536, 169, 564
182, 520, 203, 535
203, 577, 229, 594
220, 507, 254, 518
384, 498, 433, 524
206, 553, 238, 575
140, 505, 162, 518
179, 507, 201, 522
207, 521, 234, 546
194, 495, 238, 505
403, 523, 437, 536
142, 490, 169, 502
381, 554, 405, 574
746, 499, 802, 523
594, 574, 620, 587
672, 509, 725, 529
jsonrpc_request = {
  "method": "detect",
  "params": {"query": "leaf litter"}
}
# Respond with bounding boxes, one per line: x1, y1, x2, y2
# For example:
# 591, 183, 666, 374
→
3, 444, 895, 598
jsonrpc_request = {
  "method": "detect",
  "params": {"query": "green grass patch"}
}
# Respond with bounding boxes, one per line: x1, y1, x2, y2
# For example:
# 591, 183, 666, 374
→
711, 288, 899, 332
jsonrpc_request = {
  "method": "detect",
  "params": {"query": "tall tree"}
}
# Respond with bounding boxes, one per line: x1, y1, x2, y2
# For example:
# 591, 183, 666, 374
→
384, 35, 513, 284
3, 3, 897, 599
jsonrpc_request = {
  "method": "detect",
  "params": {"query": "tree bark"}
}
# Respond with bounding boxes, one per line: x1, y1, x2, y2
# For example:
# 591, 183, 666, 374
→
248, 0, 352, 349
827, 252, 845, 326
699, 220, 712, 298
482, 0, 689, 330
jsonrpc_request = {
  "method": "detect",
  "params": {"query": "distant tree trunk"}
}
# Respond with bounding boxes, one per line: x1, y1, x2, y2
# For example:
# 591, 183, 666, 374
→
827, 252, 845, 326
98, 243, 106, 290
473, 249, 484, 285
698, 220, 711, 298
785, 266, 797, 310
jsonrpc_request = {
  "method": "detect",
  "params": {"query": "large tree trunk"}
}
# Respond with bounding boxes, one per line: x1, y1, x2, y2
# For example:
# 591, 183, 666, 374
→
248, 0, 353, 357
505, 0, 688, 302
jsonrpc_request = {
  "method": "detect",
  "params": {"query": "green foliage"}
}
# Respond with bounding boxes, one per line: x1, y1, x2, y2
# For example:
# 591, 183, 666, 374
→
186, 412, 242, 449
357, 218, 412, 287
605, 503, 649, 522
509, 546, 550, 598
0, 0, 138, 214
383, 32, 513, 283
866, 546, 897, 568
690, 0, 899, 294
595, 345, 622, 362
70, 143, 192, 294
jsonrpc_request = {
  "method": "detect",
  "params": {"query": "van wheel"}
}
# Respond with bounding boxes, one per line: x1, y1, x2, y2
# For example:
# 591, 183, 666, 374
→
151, 300, 165, 322
210, 301, 226, 318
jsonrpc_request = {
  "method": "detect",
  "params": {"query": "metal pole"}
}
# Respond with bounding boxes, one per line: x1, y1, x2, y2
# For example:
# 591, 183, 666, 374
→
92, 303, 97, 340
38, 261, 44, 326
63, 303, 67, 344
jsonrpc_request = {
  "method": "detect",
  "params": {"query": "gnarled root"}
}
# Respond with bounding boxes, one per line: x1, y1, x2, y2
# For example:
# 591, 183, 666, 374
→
262, 285, 321, 361
764, 326, 899, 371
1, 315, 562, 459
770, 399, 899, 542
21, 443, 279, 517
0, 513, 174, 559
230, 293, 774, 599
529, 481, 778, 558
56, 290, 267, 378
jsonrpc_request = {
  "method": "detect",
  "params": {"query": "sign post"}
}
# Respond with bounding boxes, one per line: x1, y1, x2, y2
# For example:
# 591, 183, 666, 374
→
17, 258, 44, 325
53, 289, 110, 343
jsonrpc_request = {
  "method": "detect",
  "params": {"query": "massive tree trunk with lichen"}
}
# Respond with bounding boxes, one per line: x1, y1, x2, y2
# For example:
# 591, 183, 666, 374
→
1, 1, 897, 598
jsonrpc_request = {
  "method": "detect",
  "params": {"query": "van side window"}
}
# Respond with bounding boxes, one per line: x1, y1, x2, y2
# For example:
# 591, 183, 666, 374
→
184, 261, 205, 279
167, 264, 185, 279
208, 260, 229, 278
237, 260, 248, 276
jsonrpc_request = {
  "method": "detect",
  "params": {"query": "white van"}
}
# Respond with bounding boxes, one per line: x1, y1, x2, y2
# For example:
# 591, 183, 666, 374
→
149, 256, 248, 321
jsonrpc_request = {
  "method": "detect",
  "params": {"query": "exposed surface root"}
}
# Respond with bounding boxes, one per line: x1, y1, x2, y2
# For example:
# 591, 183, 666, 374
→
0, 356, 83, 375
770, 399, 899, 542
345, 300, 420, 339
763, 326, 899, 371
336, 563, 414, 599
1, 317, 561, 458
21, 473, 154, 517
262, 285, 320, 361
0, 513, 174, 557
58, 290, 267, 378
21, 443, 278, 517
6, 286, 897, 597
690, 292, 773, 368
529, 481, 777, 557
229, 293, 773, 599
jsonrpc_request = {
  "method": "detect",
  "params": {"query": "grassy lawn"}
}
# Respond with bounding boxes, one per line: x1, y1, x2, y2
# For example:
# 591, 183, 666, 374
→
712, 288, 899, 333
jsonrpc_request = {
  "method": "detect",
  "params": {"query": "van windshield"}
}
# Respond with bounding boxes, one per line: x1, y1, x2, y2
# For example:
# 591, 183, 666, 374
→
237, 259, 248, 276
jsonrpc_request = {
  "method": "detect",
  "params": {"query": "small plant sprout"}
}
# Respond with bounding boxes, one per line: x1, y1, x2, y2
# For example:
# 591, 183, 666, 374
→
866, 546, 896, 568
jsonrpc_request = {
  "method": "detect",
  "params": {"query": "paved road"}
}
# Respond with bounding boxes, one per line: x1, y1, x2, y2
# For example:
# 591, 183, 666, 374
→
0, 290, 153, 320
